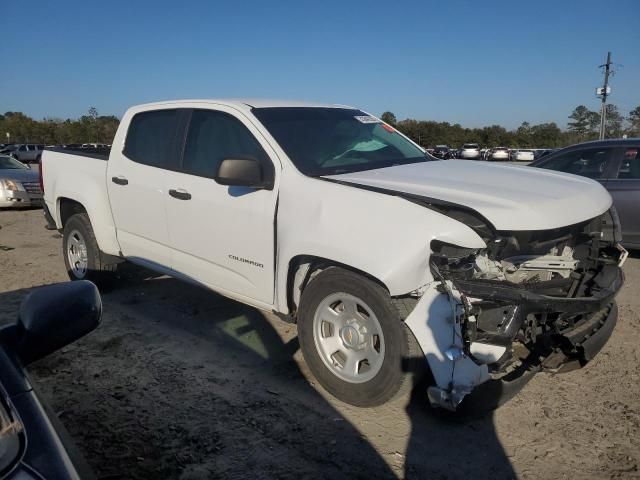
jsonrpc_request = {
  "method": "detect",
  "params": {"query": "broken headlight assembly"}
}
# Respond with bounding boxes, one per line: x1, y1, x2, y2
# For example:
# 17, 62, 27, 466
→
430, 239, 480, 280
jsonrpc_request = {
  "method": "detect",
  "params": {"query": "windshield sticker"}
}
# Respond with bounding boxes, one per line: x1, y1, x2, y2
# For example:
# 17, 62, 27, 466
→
354, 115, 381, 124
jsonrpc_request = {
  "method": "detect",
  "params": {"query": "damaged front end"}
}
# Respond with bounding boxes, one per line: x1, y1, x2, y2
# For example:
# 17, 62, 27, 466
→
425, 208, 626, 412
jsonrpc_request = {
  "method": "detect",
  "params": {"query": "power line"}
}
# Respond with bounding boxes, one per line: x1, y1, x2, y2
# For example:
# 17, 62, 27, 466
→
598, 52, 613, 140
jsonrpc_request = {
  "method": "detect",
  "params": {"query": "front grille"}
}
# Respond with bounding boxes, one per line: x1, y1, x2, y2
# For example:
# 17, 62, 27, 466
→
22, 181, 42, 195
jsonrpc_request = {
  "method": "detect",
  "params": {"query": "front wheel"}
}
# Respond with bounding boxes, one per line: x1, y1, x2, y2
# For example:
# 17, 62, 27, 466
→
297, 267, 420, 407
62, 213, 118, 285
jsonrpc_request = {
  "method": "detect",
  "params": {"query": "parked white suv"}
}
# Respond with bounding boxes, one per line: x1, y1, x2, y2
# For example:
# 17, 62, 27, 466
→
487, 147, 510, 161
459, 143, 481, 160
511, 149, 535, 162
41, 99, 625, 412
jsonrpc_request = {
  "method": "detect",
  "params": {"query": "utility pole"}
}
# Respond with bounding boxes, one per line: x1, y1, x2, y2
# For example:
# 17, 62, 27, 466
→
598, 52, 612, 140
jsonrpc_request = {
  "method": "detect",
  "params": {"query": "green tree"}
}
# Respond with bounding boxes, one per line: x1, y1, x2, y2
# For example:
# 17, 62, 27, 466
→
604, 104, 623, 138
515, 121, 532, 147
627, 106, 640, 136
568, 105, 594, 137
530, 122, 563, 147
380, 111, 397, 125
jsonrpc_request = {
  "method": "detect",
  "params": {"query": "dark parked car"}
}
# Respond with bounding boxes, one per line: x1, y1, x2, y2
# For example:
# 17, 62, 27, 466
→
0, 281, 101, 479
531, 138, 640, 249
431, 145, 451, 159
534, 148, 557, 160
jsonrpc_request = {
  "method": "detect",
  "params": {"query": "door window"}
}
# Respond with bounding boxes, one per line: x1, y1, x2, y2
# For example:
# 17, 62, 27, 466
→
539, 148, 612, 179
124, 109, 180, 168
182, 110, 270, 178
617, 148, 640, 179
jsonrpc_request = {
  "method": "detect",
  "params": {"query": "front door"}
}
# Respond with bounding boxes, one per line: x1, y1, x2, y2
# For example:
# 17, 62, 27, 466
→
165, 107, 279, 305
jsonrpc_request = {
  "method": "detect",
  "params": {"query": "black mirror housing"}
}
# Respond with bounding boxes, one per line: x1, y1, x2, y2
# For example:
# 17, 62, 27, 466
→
15, 281, 102, 365
214, 158, 274, 190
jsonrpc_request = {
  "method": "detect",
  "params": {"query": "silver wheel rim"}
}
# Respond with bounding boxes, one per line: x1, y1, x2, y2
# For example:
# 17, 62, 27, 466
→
312, 293, 385, 384
67, 229, 88, 278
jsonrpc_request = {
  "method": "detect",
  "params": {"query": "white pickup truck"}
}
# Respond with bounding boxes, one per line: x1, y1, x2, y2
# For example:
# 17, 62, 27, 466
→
42, 99, 626, 412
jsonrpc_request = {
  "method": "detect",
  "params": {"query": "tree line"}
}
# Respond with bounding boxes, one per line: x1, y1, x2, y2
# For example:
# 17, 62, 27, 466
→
0, 107, 119, 145
1, 104, 638, 148
381, 104, 640, 148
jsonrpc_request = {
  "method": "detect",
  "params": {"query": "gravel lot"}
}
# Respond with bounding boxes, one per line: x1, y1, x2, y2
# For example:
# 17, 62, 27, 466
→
1, 208, 639, 480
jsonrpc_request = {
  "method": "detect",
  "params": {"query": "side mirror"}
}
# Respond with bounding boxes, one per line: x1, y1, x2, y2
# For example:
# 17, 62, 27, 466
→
14, 281, 102, 365
214, 158, 274, 190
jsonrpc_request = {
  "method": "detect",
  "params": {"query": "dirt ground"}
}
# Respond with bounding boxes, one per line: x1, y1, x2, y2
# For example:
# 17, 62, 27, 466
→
1, 208, 639, 480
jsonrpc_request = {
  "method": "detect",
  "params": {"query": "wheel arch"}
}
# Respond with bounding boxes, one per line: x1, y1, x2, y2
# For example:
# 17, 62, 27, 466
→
58, 197, 87, 228
55, 195, 120, 256
285, 255, 391, 319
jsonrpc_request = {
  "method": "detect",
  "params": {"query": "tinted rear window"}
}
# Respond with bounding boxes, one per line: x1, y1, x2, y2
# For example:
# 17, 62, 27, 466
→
538, 148, 611, 179
124, 110, 179, 168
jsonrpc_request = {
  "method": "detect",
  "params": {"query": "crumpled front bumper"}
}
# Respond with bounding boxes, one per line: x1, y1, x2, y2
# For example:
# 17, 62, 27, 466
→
458, 302, 618, 414
406, 262, 624, 413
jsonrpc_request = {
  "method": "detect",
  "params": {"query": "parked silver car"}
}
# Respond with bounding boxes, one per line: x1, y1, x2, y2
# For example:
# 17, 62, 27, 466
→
531, 139, 640, 249
0, 155, 43, 208
0, 144, 44, 164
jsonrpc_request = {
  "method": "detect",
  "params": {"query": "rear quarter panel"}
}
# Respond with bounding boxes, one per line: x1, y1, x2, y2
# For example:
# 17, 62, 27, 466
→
42, 150, 120, 256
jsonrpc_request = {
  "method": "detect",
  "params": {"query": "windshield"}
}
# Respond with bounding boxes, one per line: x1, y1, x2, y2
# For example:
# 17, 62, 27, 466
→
252, 107, 430, 176
0, 155, 28, 169
463, 144, 478, 149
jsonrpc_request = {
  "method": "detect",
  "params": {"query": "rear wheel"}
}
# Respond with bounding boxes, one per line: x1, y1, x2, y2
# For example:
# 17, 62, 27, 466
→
297, 267, 421, 407
62, 213, 118, 285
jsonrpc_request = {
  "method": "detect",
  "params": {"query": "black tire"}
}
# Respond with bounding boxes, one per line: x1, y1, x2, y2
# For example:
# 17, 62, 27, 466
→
297, 267, 423, 407
62, 213, 118, 285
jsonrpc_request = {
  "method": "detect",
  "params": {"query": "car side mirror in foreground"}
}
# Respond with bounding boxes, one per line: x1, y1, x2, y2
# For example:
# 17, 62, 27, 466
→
214, 158, 274, 190
15, 281, 102, 365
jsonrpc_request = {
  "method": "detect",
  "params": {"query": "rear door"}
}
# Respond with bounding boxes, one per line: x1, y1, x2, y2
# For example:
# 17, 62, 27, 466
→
107, 108, 187, 268
164, 107, 279, 305
605, 146, 640, 248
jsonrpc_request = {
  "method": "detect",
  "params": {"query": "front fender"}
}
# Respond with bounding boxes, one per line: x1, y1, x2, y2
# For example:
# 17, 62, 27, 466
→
275, 172, 485, 313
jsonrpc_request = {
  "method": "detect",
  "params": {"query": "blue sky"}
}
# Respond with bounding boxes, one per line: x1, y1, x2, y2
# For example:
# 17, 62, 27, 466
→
2, 0, 638, 129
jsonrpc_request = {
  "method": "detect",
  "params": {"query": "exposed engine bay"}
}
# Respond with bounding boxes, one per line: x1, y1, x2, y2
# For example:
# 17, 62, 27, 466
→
426, 207, 626, 409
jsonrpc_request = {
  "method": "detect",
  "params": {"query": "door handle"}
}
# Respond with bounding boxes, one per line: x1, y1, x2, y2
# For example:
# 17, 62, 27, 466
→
111, 176, 128, 186
169, 189, 192, 200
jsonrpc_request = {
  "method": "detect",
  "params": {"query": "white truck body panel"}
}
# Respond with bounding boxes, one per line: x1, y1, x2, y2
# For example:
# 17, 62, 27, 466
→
327, 160, 612, 231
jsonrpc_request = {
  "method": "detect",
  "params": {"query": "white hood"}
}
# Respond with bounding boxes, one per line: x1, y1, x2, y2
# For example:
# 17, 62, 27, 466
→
326, 160, 612, 231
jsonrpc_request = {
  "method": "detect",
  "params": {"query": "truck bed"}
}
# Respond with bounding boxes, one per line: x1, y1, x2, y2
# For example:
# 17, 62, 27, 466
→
42, 147, 120, 257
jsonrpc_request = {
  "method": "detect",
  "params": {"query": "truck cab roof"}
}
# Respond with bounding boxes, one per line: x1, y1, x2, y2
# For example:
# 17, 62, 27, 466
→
131, 98, 353, 112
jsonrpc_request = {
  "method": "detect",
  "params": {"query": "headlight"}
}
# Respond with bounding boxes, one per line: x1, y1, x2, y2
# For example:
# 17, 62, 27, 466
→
0, 179, 20, 191
430, 240, 480, 280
